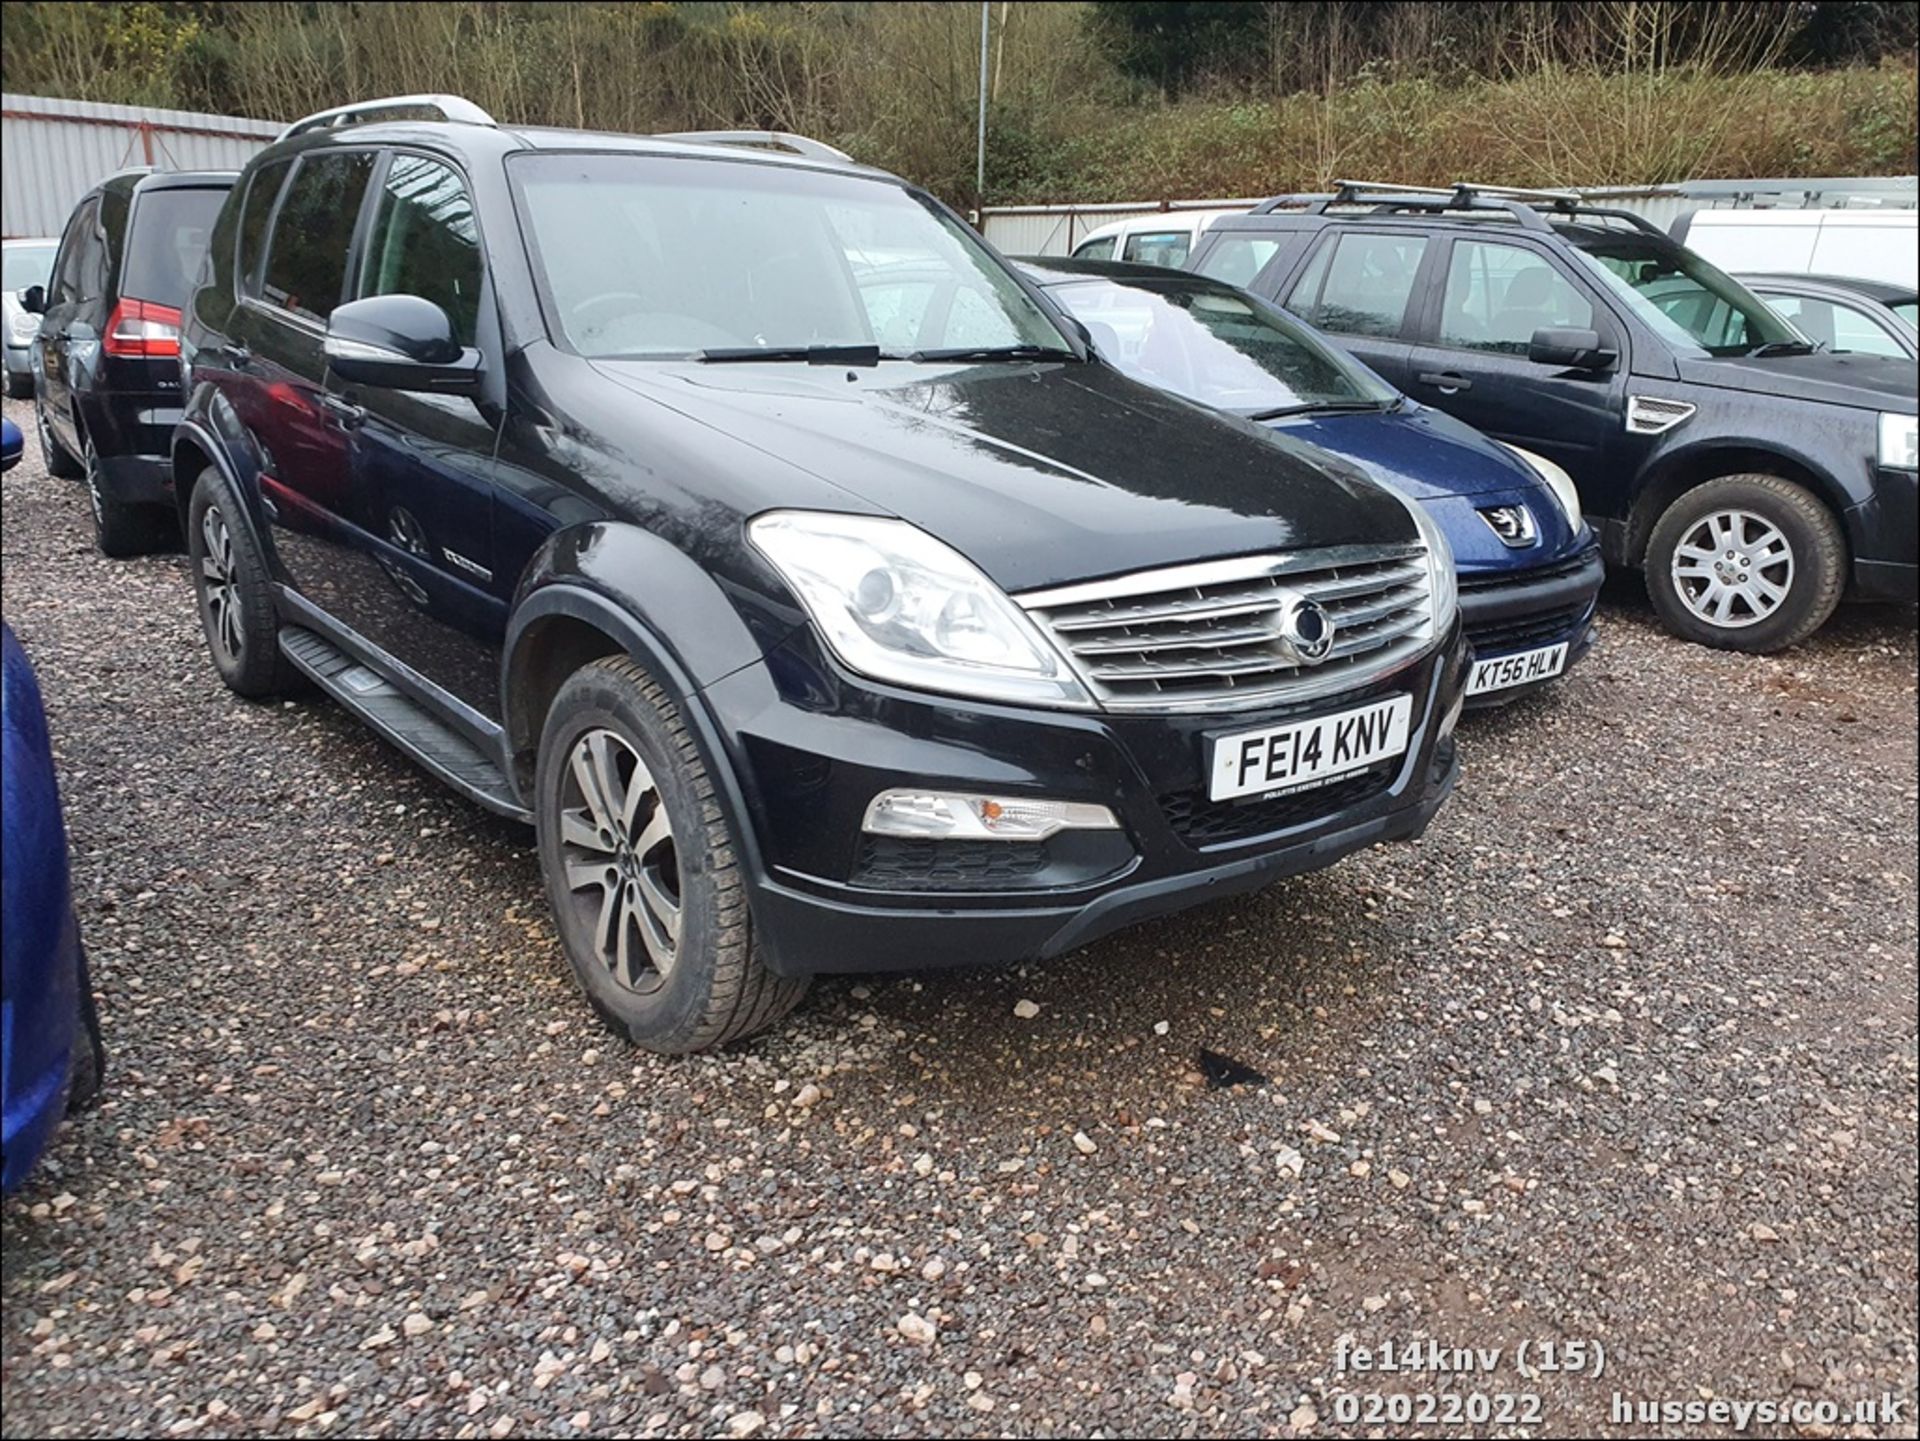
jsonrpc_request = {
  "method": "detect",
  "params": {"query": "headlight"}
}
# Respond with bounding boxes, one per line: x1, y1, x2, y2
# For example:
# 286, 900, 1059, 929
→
1405, 497, 1458, 638
1499, 442, 1583, 530
1880, 412, 1918, 472
749, 511, 1093, 708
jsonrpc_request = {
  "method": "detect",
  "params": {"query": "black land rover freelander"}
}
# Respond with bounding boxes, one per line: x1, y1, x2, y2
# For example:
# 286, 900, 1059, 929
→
1190, 182, 1918, 653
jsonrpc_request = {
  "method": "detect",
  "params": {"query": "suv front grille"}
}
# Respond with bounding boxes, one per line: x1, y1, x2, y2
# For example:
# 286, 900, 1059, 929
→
1020, 546, 1433, 711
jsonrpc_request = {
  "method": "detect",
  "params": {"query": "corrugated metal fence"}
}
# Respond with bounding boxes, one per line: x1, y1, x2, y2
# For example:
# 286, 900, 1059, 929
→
2, 92, 280, 238
983, 177, 1919, 255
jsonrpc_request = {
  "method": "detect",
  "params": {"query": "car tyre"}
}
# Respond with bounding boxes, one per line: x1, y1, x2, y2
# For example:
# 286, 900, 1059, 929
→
85, 433, 163, 557
35, 392, 84, 479
186, 466, 302, 698
1645, 473, 1845, 654
535, 655, 807, 1053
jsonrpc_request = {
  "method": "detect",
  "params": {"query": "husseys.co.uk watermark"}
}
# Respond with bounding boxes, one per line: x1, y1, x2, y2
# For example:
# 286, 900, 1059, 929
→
1611, 1392, 1909, 1431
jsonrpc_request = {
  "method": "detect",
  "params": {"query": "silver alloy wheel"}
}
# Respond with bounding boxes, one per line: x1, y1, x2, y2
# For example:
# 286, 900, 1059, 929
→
199, 506, 245, 663
558, 727, 682, 990
1669, 508, 1794, 630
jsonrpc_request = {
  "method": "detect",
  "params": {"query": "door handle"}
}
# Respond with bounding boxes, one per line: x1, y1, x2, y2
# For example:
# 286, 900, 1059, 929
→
319, 393, 366, 430
1417, 371, 1472, 394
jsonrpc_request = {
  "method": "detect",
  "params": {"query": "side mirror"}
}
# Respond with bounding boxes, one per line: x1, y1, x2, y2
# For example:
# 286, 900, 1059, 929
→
1529, 327, 1614, 371
20, 285, 46, 315
324, 294, 481, 394
1, 418, 23, 474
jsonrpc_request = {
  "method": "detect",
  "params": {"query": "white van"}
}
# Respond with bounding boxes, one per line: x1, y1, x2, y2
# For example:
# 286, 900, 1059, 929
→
1673, 209, 1918, 289
1068, 208, 1247, 268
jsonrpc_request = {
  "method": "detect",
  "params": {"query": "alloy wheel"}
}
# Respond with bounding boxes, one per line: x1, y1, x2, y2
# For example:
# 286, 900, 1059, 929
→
199, 505, 245, 663
1669, 508, 1793, 630
557, 728, 682, 991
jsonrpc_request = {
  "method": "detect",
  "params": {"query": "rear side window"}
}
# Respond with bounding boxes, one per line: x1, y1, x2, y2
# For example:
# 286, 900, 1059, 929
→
1438, 239, 1594, 354
123, 188, 228, 309
1194, 235, 1280, 289
261, 151, 376, 324
1122, 231, 1189, 268
1072, 236, 1116, 261
237, 159, 292, 298
355, 155, 483, 346
1288, 231, 1428, 338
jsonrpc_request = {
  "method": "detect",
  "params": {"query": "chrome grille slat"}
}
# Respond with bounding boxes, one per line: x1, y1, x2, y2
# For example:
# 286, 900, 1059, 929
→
1068, 621, 1284, 655
1020, 545, 1437, 712
1295, 561, 1425, 601
1048, 594, 1287, 632
1320, 582, 1425, 627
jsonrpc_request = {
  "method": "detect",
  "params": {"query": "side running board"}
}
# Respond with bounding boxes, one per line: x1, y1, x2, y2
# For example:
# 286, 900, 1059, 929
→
278, 626, 530, 822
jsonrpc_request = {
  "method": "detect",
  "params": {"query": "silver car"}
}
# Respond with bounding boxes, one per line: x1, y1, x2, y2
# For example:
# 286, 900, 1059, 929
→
3, 239, 59, 398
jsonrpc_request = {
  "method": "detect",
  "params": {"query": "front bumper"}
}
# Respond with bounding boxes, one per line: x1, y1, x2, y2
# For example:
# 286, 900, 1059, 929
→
3, 344, 30, 381
1848, 467, 1917, 602
1458, 543, 1605, 708
701, 622, 1469, 977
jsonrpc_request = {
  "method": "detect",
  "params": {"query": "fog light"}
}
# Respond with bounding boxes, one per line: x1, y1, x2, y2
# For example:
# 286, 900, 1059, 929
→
862, 789, 1119, 842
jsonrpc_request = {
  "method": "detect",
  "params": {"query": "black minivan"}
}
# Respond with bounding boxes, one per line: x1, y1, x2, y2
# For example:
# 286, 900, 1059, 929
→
172, 98, 1467, 1051
1190, 183, 1918, 653
24, 168, 235, 555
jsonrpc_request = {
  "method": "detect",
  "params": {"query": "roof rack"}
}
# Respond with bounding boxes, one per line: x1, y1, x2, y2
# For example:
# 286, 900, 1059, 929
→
278, 94, 498, 143
659, 130, 853, 165
1253, 179, 1665, 237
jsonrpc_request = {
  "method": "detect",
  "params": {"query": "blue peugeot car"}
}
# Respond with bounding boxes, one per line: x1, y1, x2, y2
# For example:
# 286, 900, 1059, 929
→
1022, 260, 1604, 705
3, 419, 104, 1191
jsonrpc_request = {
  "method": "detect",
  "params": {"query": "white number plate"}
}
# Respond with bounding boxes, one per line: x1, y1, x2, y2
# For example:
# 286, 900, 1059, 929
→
1209, 694, 1413, 803
1467, 642, 1568, 696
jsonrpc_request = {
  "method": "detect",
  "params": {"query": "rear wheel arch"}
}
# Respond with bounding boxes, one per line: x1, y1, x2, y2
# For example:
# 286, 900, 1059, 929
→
171, 433, 213, 534
1625, 446, 1850, 568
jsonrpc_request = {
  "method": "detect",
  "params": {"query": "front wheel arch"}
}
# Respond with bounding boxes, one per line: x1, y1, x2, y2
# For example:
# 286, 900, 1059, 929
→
1625, 445, 1849, 569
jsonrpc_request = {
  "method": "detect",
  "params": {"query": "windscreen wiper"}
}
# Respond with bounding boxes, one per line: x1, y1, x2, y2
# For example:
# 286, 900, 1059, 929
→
904, 344, 1080, 363
692, 344, 881, 365
1746, 340, 1817, 358
1244, 399, 1394, 421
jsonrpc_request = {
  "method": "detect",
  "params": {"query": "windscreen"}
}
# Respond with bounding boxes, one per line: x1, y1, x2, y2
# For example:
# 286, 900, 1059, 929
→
3, 243, 57, 293
510, 152, 1068, 358
123, 187, 228, 308
1565, 233, 1803, 357
1047, 276, 1397, 414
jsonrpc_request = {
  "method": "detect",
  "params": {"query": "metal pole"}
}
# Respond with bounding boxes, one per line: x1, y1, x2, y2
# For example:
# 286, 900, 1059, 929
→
977, 1, 990, 202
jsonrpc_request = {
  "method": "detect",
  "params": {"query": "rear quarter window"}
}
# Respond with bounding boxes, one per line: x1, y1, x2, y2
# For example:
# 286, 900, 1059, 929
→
236, 160, 293, 299
123, 188, 229, 310
1194, 235, 1282, 289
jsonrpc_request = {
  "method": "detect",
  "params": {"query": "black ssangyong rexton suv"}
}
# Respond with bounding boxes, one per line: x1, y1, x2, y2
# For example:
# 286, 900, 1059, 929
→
174, 97, 1467, 1051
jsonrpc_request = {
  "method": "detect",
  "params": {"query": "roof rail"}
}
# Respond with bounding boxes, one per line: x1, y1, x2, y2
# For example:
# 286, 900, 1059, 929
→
1253, 178, 1665, 237
278, 94, 497, 143
659, 130, 852, 165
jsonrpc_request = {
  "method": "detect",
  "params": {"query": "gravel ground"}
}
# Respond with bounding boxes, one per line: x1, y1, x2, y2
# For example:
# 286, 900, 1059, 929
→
3, 394, 1916, 1439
